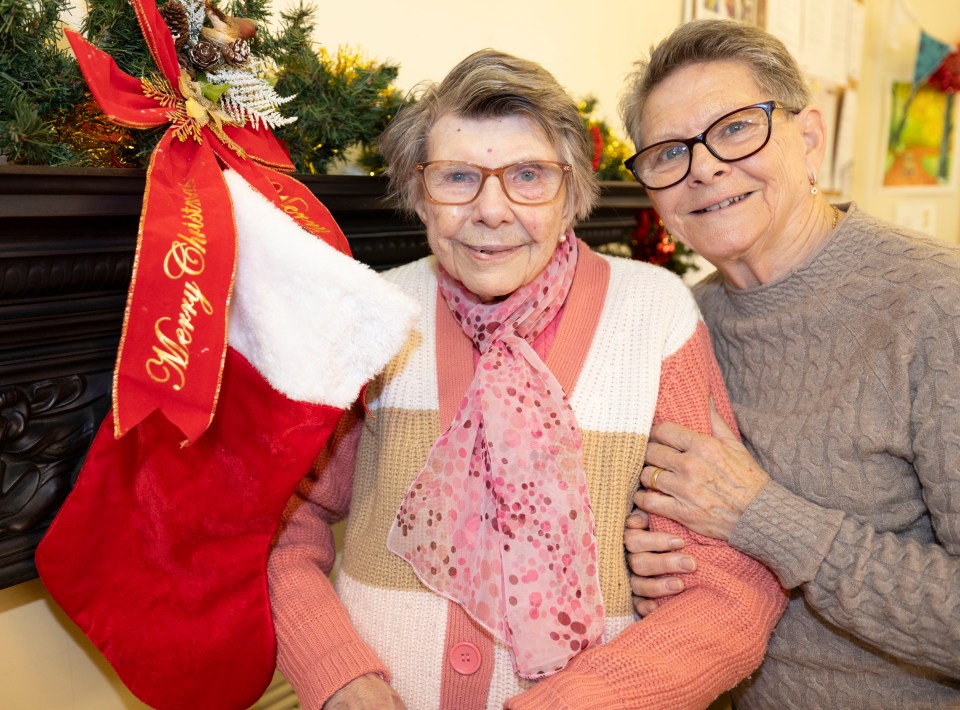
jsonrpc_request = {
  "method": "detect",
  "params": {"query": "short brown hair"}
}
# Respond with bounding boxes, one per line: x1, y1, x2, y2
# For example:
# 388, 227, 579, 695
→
620, 19, 812, 149
378, 48, 599, 225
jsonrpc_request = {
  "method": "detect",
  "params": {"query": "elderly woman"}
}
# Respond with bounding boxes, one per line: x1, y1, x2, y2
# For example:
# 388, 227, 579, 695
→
620, 19, 960, 709
268, 48, 785, 709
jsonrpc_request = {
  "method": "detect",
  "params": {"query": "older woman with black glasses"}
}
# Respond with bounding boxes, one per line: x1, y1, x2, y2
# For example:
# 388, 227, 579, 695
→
267, 48, 786, 709
621, 19, 960, 709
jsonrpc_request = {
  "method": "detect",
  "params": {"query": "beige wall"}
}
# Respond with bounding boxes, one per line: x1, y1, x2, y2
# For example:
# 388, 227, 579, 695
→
290, 1, 686, 140
0, 579, 147, 709
3, 1, 960, 708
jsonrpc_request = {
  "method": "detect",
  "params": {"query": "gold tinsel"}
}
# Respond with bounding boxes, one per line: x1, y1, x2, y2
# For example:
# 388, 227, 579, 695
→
53, 94, 138, 168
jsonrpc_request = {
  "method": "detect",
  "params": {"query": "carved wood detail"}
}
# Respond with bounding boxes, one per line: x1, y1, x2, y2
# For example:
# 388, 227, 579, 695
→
0, 374, 111, 586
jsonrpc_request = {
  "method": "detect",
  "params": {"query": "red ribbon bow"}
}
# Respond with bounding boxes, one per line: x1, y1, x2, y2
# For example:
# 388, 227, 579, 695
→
66, 0, 351, 444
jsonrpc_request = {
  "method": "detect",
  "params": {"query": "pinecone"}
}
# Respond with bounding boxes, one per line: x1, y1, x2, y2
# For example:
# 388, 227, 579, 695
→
222, 39, 251, 67
177, 50, 197, 80
159, 1, 190, 50
189, 40, 222, 70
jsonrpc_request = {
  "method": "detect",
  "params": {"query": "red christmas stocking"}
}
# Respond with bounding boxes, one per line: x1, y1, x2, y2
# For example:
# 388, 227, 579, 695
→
35, 170, 418, 710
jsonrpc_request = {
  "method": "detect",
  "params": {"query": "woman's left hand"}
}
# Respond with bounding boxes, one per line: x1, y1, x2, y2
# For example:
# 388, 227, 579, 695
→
636, 400, 772, 541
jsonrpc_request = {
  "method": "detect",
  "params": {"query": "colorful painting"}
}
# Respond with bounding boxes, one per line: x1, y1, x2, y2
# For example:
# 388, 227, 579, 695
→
884, 80, 957, 189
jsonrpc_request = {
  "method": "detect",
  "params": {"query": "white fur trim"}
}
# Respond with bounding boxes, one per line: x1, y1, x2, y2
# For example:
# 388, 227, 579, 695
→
222, 169, 419, 408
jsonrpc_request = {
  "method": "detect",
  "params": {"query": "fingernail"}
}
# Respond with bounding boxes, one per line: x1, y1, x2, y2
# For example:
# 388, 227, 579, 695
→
666, 578, 684, 592
669, 537, 684, 549
679, 557, 696, 572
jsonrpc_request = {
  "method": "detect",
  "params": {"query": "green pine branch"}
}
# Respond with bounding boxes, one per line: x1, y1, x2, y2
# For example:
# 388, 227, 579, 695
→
1, 0, 409, 173
268, 2, 408, 174
0, 0, 87, 164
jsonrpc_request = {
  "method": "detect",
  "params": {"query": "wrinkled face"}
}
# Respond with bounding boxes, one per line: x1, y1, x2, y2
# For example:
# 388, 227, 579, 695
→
638, 60, 813, 268
415, 114, 572, 302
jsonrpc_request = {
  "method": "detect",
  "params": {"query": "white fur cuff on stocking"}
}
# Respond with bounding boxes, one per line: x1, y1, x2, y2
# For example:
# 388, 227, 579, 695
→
222, 169, 419, 407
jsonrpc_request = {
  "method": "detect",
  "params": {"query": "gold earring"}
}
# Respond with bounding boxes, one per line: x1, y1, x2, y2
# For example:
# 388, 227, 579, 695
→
809, 172, 818, 195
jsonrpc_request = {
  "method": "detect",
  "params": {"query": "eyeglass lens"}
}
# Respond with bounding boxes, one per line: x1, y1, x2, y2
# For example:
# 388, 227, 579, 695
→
421, 162, 567, 205
633, 104, 772, 189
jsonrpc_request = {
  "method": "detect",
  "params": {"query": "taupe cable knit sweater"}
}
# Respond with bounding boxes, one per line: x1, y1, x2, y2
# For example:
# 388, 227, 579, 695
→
694, 204, 960, 709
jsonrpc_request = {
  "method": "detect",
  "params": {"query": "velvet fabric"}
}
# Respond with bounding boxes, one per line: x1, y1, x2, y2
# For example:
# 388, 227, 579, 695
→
36, 348, 344, 710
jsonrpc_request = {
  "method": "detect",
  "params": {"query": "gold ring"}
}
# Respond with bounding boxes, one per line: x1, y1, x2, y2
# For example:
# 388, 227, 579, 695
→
649, 467, 665, 492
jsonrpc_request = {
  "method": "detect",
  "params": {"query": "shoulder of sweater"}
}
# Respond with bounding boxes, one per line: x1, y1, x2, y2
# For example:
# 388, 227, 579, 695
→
381, 256, 436, 280
830, 209, 960, 324
600, 253, 700, 312
601, 252, 689, 285
844, 206, 960, 270
838, 210, 960, 278
597, 254, 704, 356
692, 209, 960, 316
379, 256, 438, 295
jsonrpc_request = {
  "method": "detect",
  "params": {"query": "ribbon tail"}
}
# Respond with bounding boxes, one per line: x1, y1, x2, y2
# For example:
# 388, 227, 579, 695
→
223, 123, 297, 172
113, 134, 236, 444
65, 29, 171, 128
131, 0, 182, 82
210, 139, 351, 255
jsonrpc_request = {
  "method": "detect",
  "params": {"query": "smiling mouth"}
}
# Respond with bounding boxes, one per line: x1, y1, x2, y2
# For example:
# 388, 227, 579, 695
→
696, 193, 750, 213
466, 244, 519, 256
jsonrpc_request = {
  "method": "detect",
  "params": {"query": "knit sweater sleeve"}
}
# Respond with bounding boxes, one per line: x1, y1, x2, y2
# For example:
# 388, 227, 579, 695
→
267, 405, 390, 708
508, 321, 787, 710
729, 274, 960, 678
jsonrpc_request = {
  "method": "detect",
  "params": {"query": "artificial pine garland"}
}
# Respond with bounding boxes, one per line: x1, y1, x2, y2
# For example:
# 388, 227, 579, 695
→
0, 0, 87, 164
0, 0, 696, 276
265, 2, 409, 174
0, 0, 406, 173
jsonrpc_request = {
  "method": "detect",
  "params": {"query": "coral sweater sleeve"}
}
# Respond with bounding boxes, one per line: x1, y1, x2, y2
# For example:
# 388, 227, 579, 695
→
507, 322, 788, 710
267, 405, 390, 709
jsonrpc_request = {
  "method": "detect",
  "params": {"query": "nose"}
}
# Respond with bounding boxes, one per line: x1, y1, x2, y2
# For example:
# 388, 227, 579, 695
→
471, 173, 514, 226
687, 142, 731, 184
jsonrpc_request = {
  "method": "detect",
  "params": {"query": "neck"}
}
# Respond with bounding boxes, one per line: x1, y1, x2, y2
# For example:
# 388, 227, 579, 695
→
714, 199, 840, 290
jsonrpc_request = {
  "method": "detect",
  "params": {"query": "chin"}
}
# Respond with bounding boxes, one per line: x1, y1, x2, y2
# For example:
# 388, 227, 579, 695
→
465, 279, 518, 303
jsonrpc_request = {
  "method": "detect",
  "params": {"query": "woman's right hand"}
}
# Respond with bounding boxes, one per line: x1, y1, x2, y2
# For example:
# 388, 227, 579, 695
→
624, 508, 697, 617
323, 674, 407, 709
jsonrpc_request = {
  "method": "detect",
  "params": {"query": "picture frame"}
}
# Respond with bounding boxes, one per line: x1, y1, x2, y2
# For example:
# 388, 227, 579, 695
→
683, 0, 766, 26
882, 79, 959, 191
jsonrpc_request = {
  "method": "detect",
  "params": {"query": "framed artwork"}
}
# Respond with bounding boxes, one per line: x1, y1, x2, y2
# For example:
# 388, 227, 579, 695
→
684, 0, 766, 26
883, 80, 959, 191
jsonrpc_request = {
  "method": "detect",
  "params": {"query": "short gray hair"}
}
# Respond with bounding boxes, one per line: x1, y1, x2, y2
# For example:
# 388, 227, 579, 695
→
620, 19, 812, 149
377, 48, 599, 224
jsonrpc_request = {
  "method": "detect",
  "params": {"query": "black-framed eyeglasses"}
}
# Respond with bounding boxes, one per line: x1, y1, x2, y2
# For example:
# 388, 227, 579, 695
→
415, 160, 572, 206
624, 100, 800, 190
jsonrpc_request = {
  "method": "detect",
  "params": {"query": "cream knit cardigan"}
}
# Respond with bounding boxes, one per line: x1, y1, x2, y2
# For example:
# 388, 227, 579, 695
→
268, 245, 786, 710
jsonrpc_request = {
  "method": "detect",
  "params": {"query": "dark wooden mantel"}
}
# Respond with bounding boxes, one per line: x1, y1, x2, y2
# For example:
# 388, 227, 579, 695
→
0, 166, 649, 589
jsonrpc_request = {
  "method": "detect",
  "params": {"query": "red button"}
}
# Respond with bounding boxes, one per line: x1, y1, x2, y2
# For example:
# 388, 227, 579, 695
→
449, 641, 482, 675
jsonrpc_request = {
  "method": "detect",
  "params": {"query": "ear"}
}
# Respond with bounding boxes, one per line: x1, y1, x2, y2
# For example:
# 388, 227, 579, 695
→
797, 105, 828, 176
560, 185, 577, 232
562, 202, 576, 232
414, 192, 429, 224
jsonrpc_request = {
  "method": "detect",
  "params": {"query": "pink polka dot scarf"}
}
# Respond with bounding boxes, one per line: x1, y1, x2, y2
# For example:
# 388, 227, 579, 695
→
386, 237, 604, 678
